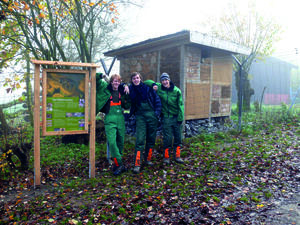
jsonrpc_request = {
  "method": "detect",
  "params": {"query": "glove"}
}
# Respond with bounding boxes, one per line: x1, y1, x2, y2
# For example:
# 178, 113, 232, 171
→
177, 121, 183, 125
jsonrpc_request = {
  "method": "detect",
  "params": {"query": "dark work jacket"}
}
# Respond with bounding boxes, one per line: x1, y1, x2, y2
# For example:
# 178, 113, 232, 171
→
129, 82, 161, 118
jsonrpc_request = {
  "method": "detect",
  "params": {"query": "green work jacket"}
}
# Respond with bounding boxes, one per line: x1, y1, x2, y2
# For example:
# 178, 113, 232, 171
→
96, 73, 130, 114
144, 80, 184, 122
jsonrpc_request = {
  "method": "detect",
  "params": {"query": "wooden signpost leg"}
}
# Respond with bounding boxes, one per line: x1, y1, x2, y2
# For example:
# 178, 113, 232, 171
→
34, 64, 41, 187
89, 68, 96, 178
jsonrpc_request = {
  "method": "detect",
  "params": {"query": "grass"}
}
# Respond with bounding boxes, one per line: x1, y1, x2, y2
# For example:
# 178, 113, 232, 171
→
225, 204, 237, 212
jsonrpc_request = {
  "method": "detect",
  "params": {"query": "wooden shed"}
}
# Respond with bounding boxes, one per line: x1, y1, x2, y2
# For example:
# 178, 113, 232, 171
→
104, 30, 250, 120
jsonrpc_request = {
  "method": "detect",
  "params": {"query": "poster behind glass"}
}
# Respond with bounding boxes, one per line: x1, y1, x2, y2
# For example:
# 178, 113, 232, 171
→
43, 69, 89, 135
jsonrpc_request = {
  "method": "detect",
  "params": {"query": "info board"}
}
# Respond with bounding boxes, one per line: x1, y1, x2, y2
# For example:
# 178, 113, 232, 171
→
42, 69, 89, 136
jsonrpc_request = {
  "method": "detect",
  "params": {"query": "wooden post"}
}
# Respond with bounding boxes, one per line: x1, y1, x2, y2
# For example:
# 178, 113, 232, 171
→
180, 45, 186, 116
89, 68, 96, 178
208, 54, 214, 123
34, 63, 41, 187
156, 50, 161, 82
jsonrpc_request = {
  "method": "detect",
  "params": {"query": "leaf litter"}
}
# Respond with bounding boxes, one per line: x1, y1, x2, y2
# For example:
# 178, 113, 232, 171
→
0, 119, 299, 224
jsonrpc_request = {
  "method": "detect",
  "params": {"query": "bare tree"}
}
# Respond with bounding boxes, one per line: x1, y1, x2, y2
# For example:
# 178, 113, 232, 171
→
204, 0, 282, 111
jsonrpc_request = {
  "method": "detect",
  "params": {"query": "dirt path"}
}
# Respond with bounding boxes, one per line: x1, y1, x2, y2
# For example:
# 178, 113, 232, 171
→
256, 192, 300, 225
257, 157, 300, 225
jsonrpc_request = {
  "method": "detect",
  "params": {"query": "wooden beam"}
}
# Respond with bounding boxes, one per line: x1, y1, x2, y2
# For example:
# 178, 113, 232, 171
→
111, 40, 189, 59
180, 45, 186, 120
89, 68, 96, 178
43, 130, 89, 136
208, 54, 214, 123
34, 64, 41, 187
31, 59, 99, 68
42, 70, 46, 136
156, 50, 161, 82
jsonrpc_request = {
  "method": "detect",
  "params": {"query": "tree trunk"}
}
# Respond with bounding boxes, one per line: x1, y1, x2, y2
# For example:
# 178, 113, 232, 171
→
242, 77, 254, 112
0, 107, 9, 139
13, 143, 32, 170
235, 71, 254, 112
234, 71, 242, 109
259, 86, 267, 112
1, 142, 32, 171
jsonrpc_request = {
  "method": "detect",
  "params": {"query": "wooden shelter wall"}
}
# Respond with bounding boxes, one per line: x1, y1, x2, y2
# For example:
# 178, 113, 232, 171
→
210, 52, 233, 117
160, 47, 180, 86
185, 83, 210, 119
119, 51, 158, 83
212, 53, 233, 84
185, 46, 202, 83
200, 58, 211, 82
184, 46, 211, 119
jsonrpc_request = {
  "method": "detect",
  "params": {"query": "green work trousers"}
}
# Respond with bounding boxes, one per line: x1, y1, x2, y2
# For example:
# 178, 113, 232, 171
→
162, 116, 182, 155
134, 103, 158, 166
104, 105, 125, 166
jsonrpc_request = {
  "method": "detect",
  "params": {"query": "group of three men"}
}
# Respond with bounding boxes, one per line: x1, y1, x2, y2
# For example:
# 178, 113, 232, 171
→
96, 71, 184, 175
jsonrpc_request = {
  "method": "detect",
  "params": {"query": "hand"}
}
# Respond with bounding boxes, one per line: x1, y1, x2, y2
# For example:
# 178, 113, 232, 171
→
153, 85, 158, 91
177, 121, 183, 126
124, 85, 129, 94
102, 74, 109, 82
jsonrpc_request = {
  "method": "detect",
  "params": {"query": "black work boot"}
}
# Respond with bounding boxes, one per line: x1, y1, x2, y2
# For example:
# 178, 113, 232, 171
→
163, 148, 170, 165
133, 150, 141, 174
111, 164, 118, 172
174, 146, 184, 164
145, 148, 154, 166
163, 158, 170, 165
113, 165, 126, 176
145, 161, 154, 166
175, 157, 184, 164
132, 166, 140, 174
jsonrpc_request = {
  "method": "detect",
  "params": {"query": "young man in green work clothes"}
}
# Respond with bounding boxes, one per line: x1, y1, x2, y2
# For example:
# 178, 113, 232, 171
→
96, 73, 130, 175
129, 72, 162, 174
145, 72, 185, 164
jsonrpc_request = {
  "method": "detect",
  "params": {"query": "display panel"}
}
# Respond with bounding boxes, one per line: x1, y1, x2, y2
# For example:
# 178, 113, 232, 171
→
42, 69, 89, 136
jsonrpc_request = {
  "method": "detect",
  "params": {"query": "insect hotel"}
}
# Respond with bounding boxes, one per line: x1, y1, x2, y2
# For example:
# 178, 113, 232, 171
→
104, 30, 250, 121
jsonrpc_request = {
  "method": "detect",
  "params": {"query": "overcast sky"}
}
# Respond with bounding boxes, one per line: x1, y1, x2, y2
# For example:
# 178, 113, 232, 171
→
121, 0, 300, 60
